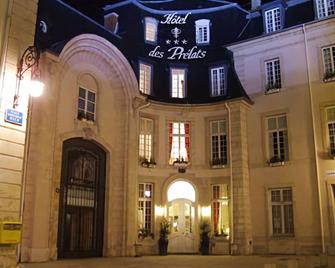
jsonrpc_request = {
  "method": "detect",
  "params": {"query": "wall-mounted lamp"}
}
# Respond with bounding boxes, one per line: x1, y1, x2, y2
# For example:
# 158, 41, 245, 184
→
13, 46, 44, 108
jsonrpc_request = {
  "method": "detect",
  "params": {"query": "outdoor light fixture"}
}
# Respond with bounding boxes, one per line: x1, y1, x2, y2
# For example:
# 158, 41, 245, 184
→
172, 157, 189, 173
13, 46, 44, 108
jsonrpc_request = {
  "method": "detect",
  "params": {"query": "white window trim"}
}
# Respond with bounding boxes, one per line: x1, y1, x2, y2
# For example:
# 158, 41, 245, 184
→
326, 107, 335, 157
316, 0, 335, 18
265, 58, 282, 92
139, 62, 152, 94
145, 17, 158, 43
169, 122, 189, 164
266, 114, 289, 164
195, 19, 210, 44
210, 120, 228, 167
171, 68, 186, 98
210, 66, 226, 96
264, 8, 281, 33
77, 87, 96, 122
138, 183, 154, 234
268, 187, 294, 236
139, 117, 154, 162
322, 45, 335, 81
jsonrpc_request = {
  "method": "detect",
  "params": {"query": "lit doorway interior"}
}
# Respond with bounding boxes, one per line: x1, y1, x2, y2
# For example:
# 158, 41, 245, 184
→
167, 181, 196, 253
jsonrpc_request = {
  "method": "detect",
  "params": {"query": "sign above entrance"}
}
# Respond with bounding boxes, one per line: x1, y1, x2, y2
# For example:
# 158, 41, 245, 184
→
4, 109, 23, 126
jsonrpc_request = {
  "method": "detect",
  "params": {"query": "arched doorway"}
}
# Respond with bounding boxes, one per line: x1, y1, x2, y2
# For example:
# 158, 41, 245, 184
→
167, 180, 196, 253
57, 138, 106, 258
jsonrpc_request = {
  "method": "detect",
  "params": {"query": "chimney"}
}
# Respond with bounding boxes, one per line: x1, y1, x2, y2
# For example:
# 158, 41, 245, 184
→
251, 0, 261, 10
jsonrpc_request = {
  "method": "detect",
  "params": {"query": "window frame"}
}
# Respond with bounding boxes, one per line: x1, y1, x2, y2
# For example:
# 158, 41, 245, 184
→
322, 44, 335, 82
170, 67, 187, 98
195, 19, 210, 45
264, 7, 282, 33
316, 0, 335, 19
210, 120, 228, 167
326, 107, 335, 157
209, 65, 226, 97
144, 17, 158, 44
212, 184, 230, 236
138, 183, 154, 235
264, 58, 282, 93
268, 187, 294, 236
266, 113, 289, 164
139, 117, 154, 163
104, 12, 119, 34
168, 122, 190, 165
77, 87, 96, 122
139, 61, 153, 94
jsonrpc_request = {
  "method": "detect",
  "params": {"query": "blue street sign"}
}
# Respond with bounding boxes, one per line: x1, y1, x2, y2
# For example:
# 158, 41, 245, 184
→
5, 109, 23, 126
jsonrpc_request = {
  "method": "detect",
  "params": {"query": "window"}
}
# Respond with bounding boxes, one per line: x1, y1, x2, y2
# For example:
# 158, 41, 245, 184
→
269, 188, 294, 235
322, 45, 335, 81
267, 114, 289, 163
145, 17, 158, 43
171, 68, 186, 98
77, 87, 96, 121
104, 12, 119, 33
327, 107, 335, 156
264, 8, 281, 33
212, 184, 230, 236
139, 63, 152, 94
265, 58, 282, 92
139, 118, 153, 162
210, 66, 226, 96
169, 122, 190, 164
195, 19, 210, 44
138, 183, 153, 234
316, 0, 335, 18
210, 120, 227, 166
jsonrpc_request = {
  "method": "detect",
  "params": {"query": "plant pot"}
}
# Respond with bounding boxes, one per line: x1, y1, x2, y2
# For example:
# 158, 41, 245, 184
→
200, 237, 210, 255
158, 237, 168, 255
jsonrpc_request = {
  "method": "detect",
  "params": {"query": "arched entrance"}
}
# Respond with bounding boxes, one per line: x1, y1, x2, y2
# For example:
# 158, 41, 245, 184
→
167, 180, 196, 253
57, 138, 106, 258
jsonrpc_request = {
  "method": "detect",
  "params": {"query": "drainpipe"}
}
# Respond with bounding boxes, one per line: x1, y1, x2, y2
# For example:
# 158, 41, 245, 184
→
302, 24, 325, 254
225, 102, 234, 252
0, 0, 14, 110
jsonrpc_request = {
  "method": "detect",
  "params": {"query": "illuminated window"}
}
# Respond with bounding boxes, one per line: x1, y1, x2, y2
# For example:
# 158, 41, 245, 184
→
138, 183, 153, 233
212, 184, 230, 236
77, 87, 96, 121
139, 118, 153, 162
269, 188, 294, 235
265, 58, 281, 92
322, 45, 335, 81
169, 122, 190, 164
195, 19, 210, 44
210, 66, 225, 96
145, 17, 158, 43
168, 181, 195, 202
267, 114, 289, 163
139, 63, 152, 94
171, 68, 186, 98
265, 8, 281, 33
316, 0, 335, 18
104, 12, 119, 33
210, 120, 227, 166
326, 107, 335, 156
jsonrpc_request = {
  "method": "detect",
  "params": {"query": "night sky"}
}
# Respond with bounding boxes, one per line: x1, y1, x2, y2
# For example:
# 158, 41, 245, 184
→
62, 0, 271, 22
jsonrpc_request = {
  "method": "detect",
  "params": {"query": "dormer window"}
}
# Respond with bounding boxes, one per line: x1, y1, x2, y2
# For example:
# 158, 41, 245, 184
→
195, 19, 210, 44
264, 8, 281, 33
316, 0, 335, 18
145, 17, 158, 43
104, 12, 119, 34
139, 62, 152, 94
210, 66, 226, 96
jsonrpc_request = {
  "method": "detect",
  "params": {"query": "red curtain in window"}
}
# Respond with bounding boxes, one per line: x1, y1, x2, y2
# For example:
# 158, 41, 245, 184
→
185, 123, 190, 161
169, 123, 173, 161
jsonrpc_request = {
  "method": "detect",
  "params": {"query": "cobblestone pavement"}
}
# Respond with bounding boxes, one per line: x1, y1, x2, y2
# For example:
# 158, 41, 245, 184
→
21, 255, 335, 268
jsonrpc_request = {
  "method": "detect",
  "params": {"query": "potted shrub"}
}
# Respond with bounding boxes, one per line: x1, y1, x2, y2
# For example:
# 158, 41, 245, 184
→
199, 221, 211, 255
268, 155, 285, 167
158, 218, 170, 255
